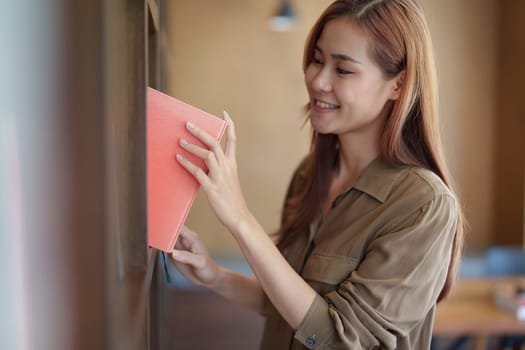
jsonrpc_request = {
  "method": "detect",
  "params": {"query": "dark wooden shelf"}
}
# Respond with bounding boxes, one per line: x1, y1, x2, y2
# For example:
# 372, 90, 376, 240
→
147, 0, 159, 33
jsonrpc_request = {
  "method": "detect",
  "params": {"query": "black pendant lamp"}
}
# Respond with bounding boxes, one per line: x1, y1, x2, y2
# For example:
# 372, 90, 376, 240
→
268, 0, 297, 32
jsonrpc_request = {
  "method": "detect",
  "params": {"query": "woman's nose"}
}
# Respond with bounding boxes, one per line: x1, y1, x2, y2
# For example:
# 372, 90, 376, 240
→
311, 67, 332, 93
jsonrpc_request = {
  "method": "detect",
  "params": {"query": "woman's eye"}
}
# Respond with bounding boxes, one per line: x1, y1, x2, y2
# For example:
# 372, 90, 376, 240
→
336, 67, 352, 75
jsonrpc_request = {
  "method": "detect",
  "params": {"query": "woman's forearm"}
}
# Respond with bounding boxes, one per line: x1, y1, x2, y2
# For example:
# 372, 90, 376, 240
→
211, 267, 265, 314
174, 116, 316, 328
231, 213, 317, 330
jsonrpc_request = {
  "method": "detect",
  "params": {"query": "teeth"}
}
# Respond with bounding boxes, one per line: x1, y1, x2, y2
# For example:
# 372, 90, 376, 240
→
315, 100, 339, 109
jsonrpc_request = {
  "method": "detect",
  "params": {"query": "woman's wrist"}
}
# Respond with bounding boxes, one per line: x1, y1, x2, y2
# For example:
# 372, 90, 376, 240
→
230, 210, 259, 240
204, 265, 227, 292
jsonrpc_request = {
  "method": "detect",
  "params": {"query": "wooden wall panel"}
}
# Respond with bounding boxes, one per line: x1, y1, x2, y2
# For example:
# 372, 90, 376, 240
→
493, 1, 525, 245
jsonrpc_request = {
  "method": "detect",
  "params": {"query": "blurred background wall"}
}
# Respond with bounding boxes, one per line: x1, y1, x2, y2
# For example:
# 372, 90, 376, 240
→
165, 0, 525, 256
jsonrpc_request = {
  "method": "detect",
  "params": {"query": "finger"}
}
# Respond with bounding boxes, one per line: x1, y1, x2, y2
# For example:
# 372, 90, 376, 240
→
179, 139, 218, 172
223, 111, 237, 158
178, 226, 209, 255
180, 226, 197, 239
174, 233, 192, 250
180, 225, 198, 237
179, 232, 201, 254
176, 154, 212, 188
174, 237, 185, 250
186, 122, 224, 161
181, 225, 200, 240
171, 249, 206, 269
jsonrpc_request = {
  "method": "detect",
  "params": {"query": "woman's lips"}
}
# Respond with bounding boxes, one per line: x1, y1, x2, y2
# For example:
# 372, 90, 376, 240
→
312, 99, 340, 112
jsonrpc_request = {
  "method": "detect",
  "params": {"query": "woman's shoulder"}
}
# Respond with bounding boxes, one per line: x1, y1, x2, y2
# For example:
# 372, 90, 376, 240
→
371, 163, 458, 231
404, 166, 452, 196
387, 164, 456, 209
362, 158, 453, 200
362, 157, 454, 207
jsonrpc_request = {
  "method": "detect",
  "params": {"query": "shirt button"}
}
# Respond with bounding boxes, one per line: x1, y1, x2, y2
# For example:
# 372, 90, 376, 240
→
306, 337, 315, 346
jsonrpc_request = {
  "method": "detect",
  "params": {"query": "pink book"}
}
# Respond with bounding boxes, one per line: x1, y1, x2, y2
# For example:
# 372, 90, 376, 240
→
147, 87, 226, 252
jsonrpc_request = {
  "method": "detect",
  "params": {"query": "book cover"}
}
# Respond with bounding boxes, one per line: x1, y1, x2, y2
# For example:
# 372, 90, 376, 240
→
147, 87, 226, 252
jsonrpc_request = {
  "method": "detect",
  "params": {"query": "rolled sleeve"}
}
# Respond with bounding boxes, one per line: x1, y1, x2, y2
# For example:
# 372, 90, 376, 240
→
295, 291, 385, 349
350, 193, 457, 325
295, 193, 457, 349
294, 294, 335, 348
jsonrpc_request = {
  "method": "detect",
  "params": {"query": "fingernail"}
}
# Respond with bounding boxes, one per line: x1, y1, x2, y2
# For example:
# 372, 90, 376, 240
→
223, 111, 229, 118
186, 122, 195, 130
176, 154, 184, 161
180, 139, 188, 146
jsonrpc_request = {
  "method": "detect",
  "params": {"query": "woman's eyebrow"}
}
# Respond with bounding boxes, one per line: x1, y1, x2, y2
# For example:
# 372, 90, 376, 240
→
315, 45, 362, 64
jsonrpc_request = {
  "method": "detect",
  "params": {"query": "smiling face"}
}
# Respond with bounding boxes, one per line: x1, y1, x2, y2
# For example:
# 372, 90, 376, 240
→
305, 17, 400, 143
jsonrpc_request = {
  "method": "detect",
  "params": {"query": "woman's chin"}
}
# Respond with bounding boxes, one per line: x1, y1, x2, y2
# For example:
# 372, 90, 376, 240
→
310, 118, 333, 135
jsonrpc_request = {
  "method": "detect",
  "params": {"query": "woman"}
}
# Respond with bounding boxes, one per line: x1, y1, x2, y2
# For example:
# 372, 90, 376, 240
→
172, 0, 464, 349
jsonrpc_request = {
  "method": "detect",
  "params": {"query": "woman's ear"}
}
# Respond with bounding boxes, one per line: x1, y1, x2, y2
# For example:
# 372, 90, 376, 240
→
390, 70, 406, 100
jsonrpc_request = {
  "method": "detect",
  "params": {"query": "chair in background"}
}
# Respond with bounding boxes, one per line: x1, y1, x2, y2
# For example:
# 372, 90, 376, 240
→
433, 246, 525, 350
485, 246, 525, 350
486, 246, 525, 276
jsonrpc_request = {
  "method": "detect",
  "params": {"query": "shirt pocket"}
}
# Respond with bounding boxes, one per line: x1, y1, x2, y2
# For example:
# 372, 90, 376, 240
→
301, 253, 359, 286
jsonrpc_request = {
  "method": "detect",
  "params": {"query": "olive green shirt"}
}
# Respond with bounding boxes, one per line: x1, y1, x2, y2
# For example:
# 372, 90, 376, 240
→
260, 157, 457, 350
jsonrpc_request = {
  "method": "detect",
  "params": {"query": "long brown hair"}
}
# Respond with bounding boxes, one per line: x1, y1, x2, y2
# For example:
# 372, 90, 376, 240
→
276, 0, 464, 302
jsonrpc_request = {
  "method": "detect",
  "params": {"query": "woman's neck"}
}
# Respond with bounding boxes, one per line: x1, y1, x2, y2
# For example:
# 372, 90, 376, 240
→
336, 134, 381, 185
322, 137, 380, 217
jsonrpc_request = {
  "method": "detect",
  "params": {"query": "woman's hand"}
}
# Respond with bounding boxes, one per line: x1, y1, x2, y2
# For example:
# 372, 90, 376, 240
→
170, 226, 220, 288
172, 229, 266, 313
176, 111, 251, 235
175, 113, 316, 329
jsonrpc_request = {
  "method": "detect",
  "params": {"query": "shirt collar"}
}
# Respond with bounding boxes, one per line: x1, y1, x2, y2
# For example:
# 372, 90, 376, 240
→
351, 156, 405, 203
